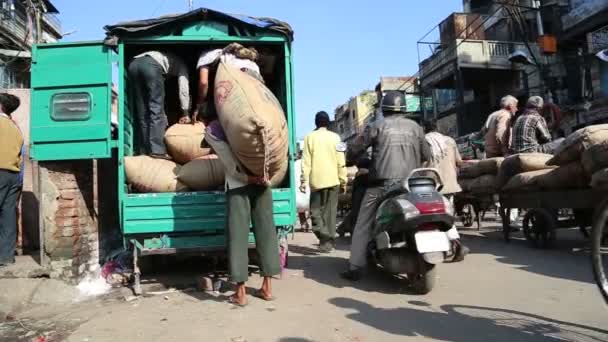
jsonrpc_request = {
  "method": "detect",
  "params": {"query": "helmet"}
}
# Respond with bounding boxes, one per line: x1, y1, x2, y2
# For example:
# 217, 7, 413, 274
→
381, 91, 407, 114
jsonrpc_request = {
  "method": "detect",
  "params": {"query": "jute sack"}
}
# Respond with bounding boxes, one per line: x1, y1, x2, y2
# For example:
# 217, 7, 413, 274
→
295, 159, 310, 211
125, 156, 188, 193
214, 61, 289, 179
591, 169, 608, 189
460, 157, 504, 179
581, 142, 608, 175
502, 169, 550, 192
536, 162, 587, 190
497, 153, 556, 187
177, 155, 225, 191
469, 174, 499, 194
548, 124, 608, 166
269, 157, 288, 188
164, 122, 210, 164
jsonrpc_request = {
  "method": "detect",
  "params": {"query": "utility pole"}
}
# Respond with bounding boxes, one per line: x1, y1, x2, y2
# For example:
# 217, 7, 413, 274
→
188, 0, 193, 11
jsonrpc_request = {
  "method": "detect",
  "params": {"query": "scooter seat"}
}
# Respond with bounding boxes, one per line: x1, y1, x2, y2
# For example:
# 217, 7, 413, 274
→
408, 177, 437, 193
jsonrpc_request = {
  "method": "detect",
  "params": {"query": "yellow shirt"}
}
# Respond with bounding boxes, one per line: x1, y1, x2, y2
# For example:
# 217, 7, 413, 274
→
0, 114, 23, 173
301, 128, 347, 191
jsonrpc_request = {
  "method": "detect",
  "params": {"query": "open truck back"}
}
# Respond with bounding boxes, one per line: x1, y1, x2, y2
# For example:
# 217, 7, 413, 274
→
29, 8, 296, 292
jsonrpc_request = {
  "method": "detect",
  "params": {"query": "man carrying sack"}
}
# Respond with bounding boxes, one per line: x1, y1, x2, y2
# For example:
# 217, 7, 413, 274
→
301, 111, 347, 253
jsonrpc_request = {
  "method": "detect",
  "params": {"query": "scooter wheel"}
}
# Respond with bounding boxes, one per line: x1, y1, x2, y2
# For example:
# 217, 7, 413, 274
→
410, 264, 437, 295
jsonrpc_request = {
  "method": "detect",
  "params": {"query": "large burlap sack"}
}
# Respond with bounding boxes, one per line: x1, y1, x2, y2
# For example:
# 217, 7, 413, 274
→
295, 159, 310, 211
164, 122, 210, 164
214, 62, 289, 179
459, 157, 504, 179
581, 142, 608, 175
502, 169, 549, 192
177, 155, 225, 191
125, 156, 188, 193
536, 162, 587, 190
469, 174, 499, 194
591, 169, 608, 189
548, 124, 608, 166
497, 153, 556, 187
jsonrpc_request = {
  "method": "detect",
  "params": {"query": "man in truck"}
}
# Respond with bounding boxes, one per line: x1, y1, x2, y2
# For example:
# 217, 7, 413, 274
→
0, 93, 23, 267
193, 43, 262, 123
128, 50, 191, 159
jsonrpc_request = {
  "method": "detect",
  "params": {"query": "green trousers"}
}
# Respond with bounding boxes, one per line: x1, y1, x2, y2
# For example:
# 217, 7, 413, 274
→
226, 184, 281, 283
310, 186, 339, 244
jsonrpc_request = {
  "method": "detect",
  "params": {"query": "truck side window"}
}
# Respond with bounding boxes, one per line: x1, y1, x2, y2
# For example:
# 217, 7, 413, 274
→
51, 92, 92, 121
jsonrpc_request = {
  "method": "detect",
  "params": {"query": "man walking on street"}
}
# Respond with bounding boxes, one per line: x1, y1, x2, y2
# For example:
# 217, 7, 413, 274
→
341, 91, 430, 281
301, 111, 347, 253
0, 93, 23, 266
512, 96, 564, 154
482, 95, 518, 157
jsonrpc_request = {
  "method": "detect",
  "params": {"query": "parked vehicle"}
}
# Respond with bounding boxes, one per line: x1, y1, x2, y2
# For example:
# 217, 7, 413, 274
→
368, 168, 454, 294
29, 9, 297, 294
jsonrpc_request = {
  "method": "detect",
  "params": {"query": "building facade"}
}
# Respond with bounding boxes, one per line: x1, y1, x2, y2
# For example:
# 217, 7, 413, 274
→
0, 0, 62, 88
333, 90, 377, 144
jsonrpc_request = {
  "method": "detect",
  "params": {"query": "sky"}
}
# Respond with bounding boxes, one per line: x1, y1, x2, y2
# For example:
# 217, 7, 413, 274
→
53, 0, 462, 138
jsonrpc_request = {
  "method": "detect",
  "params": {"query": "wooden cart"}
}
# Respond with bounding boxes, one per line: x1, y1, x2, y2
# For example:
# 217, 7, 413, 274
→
499, 188, 604, 248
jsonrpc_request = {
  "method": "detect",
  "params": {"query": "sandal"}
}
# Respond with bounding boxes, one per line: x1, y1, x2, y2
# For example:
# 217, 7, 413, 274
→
228, 295, 248, 307
253, 289, 275, 301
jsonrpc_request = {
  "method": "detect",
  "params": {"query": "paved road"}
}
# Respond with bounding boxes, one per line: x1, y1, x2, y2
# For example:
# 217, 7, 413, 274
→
3, 225, 608, 342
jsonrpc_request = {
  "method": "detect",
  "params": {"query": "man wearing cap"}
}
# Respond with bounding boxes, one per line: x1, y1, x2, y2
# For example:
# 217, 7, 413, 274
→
0, 93, 23, 266
512, 96, 563, 154
301, 111, 348, 253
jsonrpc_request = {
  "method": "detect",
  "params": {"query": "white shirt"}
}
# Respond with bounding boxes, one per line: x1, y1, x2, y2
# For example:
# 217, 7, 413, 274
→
197, 49, 261, 75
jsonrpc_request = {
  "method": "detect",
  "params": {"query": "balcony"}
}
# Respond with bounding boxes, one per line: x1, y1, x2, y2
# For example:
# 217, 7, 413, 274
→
42, 13, 62, 37
419, 39, 540, 88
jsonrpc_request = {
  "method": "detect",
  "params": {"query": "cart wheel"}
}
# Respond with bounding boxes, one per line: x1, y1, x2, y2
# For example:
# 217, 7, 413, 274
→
574, 209, 592, 238
461, 204, 474, 228
523, 209, 557, 249
591, 199, 608, 304
500, 207, 512, 243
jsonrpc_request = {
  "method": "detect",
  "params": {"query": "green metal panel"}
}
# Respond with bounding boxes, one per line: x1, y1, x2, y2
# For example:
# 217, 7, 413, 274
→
113, 24, 296, 252
30, 41, 113, 161
123, 190, 292, 235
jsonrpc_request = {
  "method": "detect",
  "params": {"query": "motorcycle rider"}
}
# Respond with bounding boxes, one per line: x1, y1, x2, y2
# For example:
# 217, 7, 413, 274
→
341, 91, 431, 281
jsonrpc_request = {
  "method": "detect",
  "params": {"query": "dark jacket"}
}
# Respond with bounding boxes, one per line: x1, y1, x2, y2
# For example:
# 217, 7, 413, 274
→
348, 115, 430, 183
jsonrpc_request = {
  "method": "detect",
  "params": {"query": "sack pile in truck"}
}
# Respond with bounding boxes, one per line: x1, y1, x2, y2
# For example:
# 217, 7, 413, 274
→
458, 157, 503, 194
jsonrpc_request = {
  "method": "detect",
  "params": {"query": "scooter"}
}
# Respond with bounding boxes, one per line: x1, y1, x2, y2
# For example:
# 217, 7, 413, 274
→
369, 168, 454, 294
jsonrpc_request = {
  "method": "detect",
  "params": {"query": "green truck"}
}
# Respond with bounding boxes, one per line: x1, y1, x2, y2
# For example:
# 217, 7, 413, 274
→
29, 9, 297, 293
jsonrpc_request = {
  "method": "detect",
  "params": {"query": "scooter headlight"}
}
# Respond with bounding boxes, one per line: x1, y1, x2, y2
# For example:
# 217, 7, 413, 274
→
442, 196, 454, 217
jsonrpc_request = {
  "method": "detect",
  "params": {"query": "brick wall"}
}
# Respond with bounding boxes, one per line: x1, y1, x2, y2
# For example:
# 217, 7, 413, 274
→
40, 160, 100, 281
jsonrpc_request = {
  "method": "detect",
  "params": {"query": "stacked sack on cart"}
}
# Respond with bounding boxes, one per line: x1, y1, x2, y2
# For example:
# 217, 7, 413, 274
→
458, 157, 503, 194
124, 62, 289, 193
499, 124, 608, 192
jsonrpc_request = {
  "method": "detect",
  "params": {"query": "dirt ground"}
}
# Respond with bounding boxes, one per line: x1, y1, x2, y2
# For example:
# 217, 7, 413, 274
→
1, 225, 608, 342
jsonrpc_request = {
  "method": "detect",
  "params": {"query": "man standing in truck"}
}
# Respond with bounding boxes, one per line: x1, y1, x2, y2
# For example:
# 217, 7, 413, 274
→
128, 51, 191, 159
0, 93, 23, 267
300, 111, 348, 253
193, 43, 262, 123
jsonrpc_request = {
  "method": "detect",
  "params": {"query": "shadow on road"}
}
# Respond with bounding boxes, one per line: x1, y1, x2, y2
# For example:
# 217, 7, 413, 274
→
330, 298, 608, 342
463, 231, 595, 284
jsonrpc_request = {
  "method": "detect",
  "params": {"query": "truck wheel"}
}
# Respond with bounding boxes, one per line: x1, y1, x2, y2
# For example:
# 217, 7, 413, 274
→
410, 263, 437, 295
